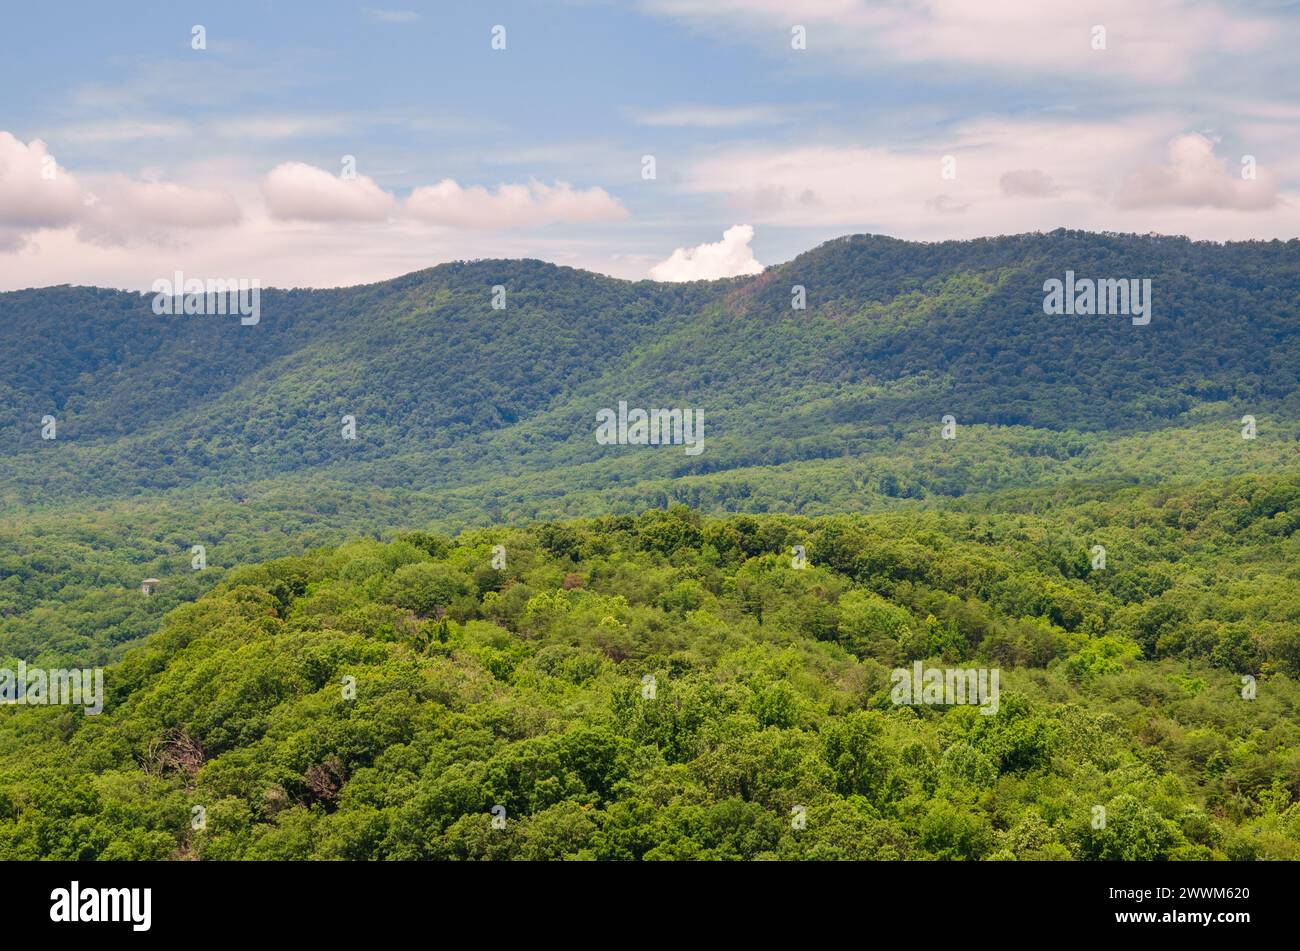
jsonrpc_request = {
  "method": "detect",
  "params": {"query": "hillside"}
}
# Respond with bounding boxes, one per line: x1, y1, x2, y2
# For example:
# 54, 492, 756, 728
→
1, 486, 1296, 860
3, 230, 1297, 503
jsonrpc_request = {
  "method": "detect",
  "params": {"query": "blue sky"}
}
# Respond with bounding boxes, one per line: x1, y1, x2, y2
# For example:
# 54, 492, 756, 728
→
2, 0, 1299, 289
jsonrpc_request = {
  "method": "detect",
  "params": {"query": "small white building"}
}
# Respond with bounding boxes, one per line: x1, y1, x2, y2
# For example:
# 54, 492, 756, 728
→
141, 578, 161, 596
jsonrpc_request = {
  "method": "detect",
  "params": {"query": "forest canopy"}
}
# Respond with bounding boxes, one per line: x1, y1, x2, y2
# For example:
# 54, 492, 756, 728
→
0, 475, 1295, 861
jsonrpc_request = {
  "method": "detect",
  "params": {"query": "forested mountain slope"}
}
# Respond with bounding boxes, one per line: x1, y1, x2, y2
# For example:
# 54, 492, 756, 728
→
2, 230, 1296, 504
1, 487, 1296, 860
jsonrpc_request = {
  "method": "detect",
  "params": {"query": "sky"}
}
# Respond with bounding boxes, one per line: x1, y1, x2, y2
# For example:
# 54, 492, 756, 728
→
1, 0, 1299, 290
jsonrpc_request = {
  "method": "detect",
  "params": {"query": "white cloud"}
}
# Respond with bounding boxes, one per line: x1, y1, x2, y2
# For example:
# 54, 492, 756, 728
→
683, 142, 943, 227
0, 133, 83, 248
403, 179, 627, 229
0, 213, 656, 291
78, 176, 242, 246
261, 161, 396, 222
1115, 132, 1277, 209
0, 130, 641, 282
639, 0, 1275, 83
261, 164, 626, 229
0, 132, 244, 251
650, 224, 764, 281
672, 117, 1300, 240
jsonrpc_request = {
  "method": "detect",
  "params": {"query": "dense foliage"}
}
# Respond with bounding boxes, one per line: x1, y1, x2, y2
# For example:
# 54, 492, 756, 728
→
0, 479, 1296, 860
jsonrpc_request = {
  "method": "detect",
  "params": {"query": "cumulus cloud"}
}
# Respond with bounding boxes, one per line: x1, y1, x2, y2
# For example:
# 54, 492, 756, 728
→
1114, 133, 1277, 209
262, 161, 396, 222
260, 165, 625, 229
403, 179, 627, 229
0, 133, 83, 248
0, 131, 243, 250
0, 131, 633, 268
649, 224, 764, 281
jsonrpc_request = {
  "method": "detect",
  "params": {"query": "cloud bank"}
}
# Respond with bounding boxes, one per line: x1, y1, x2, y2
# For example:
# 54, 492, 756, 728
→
676, 119, 1289, 239
640, 0, 1273, 83
405, 179, 627, 229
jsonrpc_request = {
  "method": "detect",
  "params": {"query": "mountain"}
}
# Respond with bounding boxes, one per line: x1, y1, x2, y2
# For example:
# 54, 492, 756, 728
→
4, 230, 1297, 502
1, 230, 1297, 665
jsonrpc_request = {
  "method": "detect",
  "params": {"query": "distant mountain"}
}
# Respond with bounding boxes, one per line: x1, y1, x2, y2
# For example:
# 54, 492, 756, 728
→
3, 230, 1296, 508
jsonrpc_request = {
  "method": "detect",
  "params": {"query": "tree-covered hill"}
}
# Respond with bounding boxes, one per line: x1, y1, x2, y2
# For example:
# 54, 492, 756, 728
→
1, 481, 1296, 860
2, 230, 1296, 506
